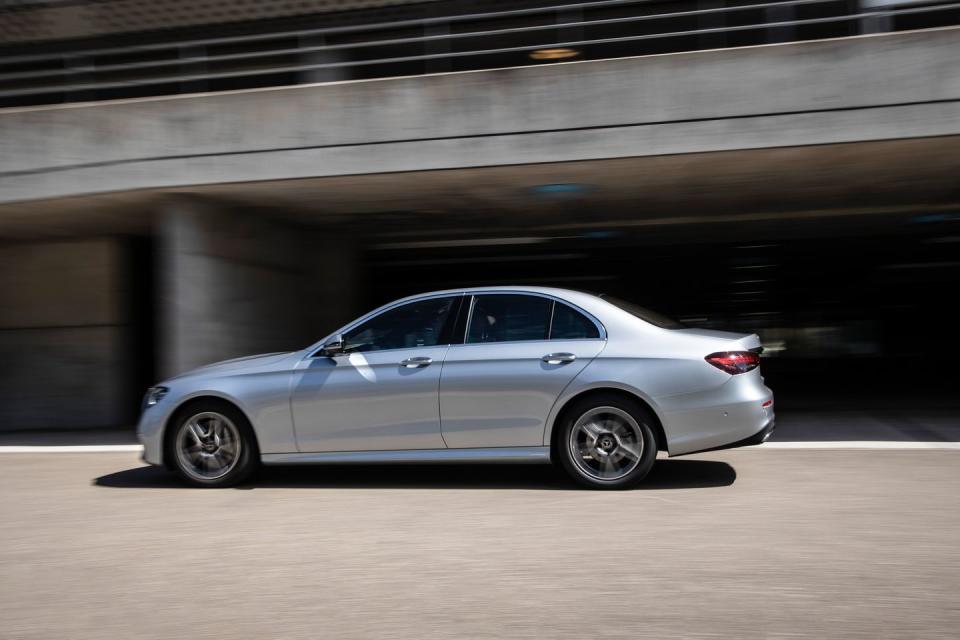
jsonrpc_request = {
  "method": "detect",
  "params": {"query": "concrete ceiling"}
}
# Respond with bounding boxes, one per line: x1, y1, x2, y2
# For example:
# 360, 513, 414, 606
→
2, 136, 958, 243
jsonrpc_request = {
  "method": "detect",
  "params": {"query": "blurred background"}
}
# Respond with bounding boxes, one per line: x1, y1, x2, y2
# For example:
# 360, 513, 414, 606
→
1, 0, 959, 433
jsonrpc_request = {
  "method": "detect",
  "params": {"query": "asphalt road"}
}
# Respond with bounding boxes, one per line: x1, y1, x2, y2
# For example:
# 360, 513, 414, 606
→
1, 449, 959, 639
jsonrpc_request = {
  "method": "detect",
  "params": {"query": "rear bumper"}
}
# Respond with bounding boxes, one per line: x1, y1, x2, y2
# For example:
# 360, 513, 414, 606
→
657, 368, 775, 456
681, 418, 776, 455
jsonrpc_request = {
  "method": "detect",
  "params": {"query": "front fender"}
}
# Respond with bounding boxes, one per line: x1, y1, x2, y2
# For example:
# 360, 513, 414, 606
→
138, 370, 297, 465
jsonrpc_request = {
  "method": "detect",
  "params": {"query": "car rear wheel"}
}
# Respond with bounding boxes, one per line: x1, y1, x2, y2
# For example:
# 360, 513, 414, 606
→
556, 394, 658, 489
169, 402, 258, 487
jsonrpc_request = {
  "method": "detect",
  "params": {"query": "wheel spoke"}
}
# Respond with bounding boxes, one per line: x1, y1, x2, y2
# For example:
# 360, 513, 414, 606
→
618, 441, 641, 461
187, 422, 205, 445
578, 422, 603, 446
602, 456, 618, 476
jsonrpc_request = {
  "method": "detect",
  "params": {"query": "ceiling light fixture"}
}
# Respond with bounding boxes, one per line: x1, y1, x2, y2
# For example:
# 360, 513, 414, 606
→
529, 48, 580, 61
529, 183, 595, 198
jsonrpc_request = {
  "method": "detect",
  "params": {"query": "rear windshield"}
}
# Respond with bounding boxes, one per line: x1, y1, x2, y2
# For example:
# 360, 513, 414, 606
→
597, 295, 686, 330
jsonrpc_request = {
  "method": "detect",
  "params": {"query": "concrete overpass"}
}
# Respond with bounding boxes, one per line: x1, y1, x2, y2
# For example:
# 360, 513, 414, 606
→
2, 27, 958, 207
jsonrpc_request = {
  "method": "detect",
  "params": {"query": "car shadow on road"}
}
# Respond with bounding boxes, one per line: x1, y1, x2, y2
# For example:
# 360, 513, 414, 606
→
93, 459, 736, 491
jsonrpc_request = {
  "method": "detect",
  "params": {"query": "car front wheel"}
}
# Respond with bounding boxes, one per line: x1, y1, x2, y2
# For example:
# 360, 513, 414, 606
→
169, 402, 258, 487
556, 394, 658, 489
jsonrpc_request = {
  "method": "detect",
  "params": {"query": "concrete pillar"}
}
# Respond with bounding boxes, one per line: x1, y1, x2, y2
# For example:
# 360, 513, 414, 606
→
299, 36, 346, 85
765, 3, 795, 44
302, 233, 360, 345
157, 198, 358, 378
0, 239, 134, 430
858, 1, 892, 34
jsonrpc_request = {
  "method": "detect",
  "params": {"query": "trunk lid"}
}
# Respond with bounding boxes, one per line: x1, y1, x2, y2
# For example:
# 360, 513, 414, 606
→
672, 328, 762, 351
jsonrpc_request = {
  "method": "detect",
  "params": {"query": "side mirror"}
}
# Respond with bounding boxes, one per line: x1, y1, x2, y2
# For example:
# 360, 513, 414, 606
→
320, 334, 345, 357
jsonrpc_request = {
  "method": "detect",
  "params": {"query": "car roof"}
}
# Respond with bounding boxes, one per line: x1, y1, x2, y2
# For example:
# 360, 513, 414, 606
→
389, 286, 613, 318
393, 285, 598, 305
406, 285, 591, 297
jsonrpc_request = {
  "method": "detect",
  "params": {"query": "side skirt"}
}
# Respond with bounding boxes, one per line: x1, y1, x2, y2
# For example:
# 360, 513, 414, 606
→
262, 446, 552, 465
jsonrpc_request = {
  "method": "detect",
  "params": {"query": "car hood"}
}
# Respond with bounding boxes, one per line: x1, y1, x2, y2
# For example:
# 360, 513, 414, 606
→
168, 351, 296, 380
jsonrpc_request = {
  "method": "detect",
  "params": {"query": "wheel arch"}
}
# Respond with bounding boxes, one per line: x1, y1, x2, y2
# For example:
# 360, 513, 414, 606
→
546, 387, 669, 456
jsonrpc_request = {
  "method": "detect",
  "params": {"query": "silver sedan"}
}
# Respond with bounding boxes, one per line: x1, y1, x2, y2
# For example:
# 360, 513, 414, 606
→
138, 286, 774, 489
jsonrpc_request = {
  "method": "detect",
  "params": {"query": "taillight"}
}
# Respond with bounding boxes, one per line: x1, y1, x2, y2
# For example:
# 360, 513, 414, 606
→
705, 351, 761, 375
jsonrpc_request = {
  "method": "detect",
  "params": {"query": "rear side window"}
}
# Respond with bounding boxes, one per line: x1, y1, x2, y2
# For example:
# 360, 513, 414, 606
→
467, 294, 551, 343
550, 302, 600, 340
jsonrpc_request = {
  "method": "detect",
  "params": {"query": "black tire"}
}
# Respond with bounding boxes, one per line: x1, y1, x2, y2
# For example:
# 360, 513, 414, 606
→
555, 393, 658, 490
167, 400, 259, 488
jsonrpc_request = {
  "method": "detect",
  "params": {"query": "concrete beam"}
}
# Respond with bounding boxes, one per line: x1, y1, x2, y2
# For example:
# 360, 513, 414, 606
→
1, 27, 959, 205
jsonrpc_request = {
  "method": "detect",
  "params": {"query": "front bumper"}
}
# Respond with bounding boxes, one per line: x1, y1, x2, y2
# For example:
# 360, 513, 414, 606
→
137, 406, 167, 466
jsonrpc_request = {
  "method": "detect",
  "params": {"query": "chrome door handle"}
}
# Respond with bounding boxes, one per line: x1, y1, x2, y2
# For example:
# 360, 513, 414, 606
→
542, 352, 576, 365
400, 356, 433, 368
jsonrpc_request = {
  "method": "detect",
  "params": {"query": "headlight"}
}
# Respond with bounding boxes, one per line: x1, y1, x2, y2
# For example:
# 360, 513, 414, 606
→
142, 386, 168, 410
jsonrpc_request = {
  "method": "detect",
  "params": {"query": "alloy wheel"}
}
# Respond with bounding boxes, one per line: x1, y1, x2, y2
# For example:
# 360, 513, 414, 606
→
175, 411, 243, 481
568, 406, 645, 482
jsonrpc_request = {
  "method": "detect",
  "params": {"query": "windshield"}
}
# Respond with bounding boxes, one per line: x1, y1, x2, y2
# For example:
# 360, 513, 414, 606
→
597, 294, 686, 330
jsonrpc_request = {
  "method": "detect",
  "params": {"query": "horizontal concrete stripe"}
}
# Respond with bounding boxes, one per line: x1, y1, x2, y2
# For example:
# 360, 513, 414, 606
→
758, 441, 960, 450
0, 445, 144, 453
7, 103, 960, 205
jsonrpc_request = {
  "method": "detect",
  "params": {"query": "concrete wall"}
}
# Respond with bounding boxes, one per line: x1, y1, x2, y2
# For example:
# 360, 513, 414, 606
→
0, 239, 134, 430
0, 204, 359, 430
158, 199, 357, 377
2, 27, 959, 205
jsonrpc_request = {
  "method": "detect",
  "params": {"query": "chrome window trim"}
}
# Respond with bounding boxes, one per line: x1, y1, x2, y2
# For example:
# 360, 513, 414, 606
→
462, 294, 478, 345
546, 300, 556, 340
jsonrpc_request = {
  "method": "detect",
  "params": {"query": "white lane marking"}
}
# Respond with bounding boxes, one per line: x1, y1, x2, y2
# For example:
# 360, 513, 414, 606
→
758, 441, 960, 450
0, 445, 144, 453
1, 442, 960, 454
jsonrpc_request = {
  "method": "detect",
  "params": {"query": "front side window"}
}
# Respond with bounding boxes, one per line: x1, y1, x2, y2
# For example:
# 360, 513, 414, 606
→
343, 296, 456, 353
550, 302, 601, 340
466, 294, 551, 344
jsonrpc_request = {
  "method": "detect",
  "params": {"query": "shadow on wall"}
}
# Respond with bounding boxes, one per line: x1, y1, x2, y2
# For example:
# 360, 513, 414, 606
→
93, 458, 736, 490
